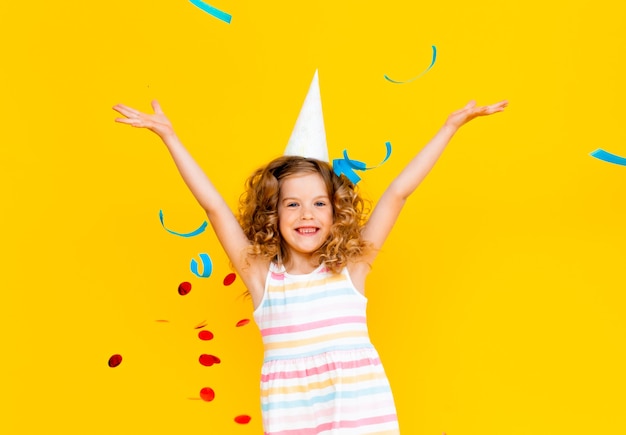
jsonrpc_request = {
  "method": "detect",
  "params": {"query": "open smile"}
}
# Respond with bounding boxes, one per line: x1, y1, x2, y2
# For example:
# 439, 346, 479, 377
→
296, 226, 319, 235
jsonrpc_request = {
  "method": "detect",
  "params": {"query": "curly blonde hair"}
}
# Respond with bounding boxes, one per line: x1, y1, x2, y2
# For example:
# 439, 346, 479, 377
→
238, 156, 371, 273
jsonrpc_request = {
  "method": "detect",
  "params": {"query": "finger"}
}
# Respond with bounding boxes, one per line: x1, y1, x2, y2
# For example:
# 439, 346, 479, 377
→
111, 105, 128, 116
112, 104, 141, 118
488, 100, 507, 109
485, 100, 508, 113
114, 117, 140, 126
113, 103, 141, 115
151, 100, 164, 115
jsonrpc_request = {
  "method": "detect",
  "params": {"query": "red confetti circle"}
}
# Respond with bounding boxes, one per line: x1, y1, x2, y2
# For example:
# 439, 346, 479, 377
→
223, 273, 236, 286
198, 330, 214, 341
236, 318, 250, 327
178, 281, 192, 295
234, 415, 251, 424
199, 354, 221, 366
200, 387, 215, 402
108, 354, 122, 368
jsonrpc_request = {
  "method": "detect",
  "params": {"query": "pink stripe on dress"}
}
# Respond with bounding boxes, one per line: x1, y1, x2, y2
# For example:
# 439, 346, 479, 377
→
261, 316, 366, 337
261, 356, 381, 382
268, 414, 399, 435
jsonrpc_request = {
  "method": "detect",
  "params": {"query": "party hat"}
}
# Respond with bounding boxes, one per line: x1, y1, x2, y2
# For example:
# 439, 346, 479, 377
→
283, 70, 329, 162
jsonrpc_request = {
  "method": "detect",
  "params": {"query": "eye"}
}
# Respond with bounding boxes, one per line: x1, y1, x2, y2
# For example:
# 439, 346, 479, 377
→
286, 202, 299, 208
314, 201, 327, 207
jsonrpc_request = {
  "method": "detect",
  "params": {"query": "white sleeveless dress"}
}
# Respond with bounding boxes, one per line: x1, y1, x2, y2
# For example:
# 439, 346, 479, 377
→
252, 263, 399, 434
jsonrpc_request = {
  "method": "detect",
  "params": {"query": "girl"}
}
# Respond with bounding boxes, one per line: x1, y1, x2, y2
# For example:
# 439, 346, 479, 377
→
113, 97, 507, 434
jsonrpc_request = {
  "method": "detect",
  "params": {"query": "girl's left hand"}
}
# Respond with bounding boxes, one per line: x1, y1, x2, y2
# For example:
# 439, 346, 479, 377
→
112, 100, 175, 140
445, 100, 508, 130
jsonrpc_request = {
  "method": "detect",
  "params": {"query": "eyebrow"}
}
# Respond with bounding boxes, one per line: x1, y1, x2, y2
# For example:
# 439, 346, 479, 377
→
280, 195, 330, 202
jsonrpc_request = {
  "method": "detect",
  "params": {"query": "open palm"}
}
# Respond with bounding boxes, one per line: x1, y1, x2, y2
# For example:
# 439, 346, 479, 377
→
446, 100, 508, 129
112, 100, 174, 139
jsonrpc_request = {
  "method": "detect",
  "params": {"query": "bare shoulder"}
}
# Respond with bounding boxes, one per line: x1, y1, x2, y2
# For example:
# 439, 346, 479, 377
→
347, 260, 372, 295
237, 255, 271, 309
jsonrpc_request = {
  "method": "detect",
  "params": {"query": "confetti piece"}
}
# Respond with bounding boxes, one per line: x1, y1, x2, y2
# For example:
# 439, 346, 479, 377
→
190, 253, 213, 278
590, 148, 626, 166
384, 45, 437, 84
199, 354, 221, 366
155, 319, 170, 323
236, 319, 250, 327
189, 0, 232, 24
234, 415, 251, 424
223, 273, 236, 286
194, 320, 209, 329
159, 210, 207, 238
108, 354, 122, 368
333, 142, 392, 184
178, 281, 192, 296
200, 387, 215, 402
198, 330, 214, 340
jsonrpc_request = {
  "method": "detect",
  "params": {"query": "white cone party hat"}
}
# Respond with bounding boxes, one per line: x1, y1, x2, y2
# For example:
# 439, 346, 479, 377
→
283, 69, 329, 162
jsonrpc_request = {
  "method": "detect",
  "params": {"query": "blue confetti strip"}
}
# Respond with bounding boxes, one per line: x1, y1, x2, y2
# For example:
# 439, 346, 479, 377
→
159, 210, 208, 238
590, 149, 626, 166
189, 0, 232, 24
384, 45, 437, 84
333, 142, 392, 184
190, 253, 213, 278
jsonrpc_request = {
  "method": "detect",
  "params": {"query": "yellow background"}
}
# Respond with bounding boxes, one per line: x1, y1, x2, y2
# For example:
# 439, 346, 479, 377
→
2, 1, 625, 434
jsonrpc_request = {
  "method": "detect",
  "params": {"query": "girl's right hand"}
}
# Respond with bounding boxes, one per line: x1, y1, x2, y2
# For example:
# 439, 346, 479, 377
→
444, 100, 508, 130
113, 100, 175, 139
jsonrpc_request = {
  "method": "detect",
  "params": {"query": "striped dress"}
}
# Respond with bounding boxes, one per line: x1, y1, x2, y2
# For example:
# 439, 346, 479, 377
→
253, 263, 399, 434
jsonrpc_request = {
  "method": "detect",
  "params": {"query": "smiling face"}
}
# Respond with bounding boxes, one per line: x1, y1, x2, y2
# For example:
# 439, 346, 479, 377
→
277, 172, 334, 267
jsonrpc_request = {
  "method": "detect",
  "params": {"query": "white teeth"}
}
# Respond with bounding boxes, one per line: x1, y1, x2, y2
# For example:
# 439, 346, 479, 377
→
297, 228, 317, 234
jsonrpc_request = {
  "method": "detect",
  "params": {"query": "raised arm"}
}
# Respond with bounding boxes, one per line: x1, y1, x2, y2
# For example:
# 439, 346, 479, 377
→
112, 101, 267, 299
361, 100, 508, 261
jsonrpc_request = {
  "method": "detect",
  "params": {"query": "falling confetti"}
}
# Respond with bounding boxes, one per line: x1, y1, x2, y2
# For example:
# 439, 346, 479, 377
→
384, 45, 437, 84
178, 281, 192, 296
190, 253, 213, 278
236, 319, 250, 327
234, 415, 252, 424
189, 0, 232, 24
333, 142, 392, 184
200, 387, 215, 402
590, 148, 626, 166
159, 209, 207, 237
108, 354, 123, 368
198, 330, 214, 341
194, 320, 208, 329
223, 273, 236, 286
199, 354, 221, 366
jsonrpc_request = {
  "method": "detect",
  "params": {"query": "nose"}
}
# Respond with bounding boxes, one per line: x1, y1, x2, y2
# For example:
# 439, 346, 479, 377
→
300, 205, 314, 219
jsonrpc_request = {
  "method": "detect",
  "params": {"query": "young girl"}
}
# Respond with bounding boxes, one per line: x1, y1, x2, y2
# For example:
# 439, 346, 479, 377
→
113, 97, 507, 434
